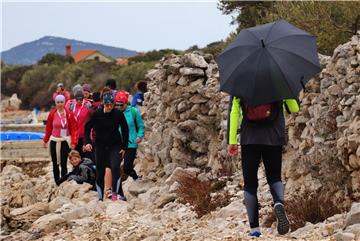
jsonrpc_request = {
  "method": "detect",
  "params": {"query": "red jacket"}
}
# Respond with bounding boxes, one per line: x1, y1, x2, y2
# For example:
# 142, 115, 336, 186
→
43, 108, 78, 146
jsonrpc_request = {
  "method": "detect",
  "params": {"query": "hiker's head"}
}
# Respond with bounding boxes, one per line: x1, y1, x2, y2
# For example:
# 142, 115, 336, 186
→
72, 84, 83, 95
92, 91, 101, 102
105, 79, 117, 90
115, 90, 128, 111
103, 92, 115, 112
57, 83, 64, 92
68, 150, 81, 167
74, 91, 84, 103
55, 95, 65, 110
136, 81, 147, 93
82, 84, 91, 99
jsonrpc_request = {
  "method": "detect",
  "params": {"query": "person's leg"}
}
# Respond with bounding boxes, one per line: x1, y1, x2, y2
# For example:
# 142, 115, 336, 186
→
50, 141, 60, 183
262, 145, 284, 204
104, 167, 112, 198
95, 146, 107, 201
262, 145, 289, 235
241, 144, 262, 234
60, 141, 70, 179
109, 145, 122, 197
123, 148, 139, 180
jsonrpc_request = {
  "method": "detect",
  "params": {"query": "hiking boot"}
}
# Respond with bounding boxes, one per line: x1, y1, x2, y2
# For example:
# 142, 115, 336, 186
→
249, 231, 261, 237
118, 195, 127, 201
105, 188, 112, 199
111, 194, 118, 201
274, 203, 290, 235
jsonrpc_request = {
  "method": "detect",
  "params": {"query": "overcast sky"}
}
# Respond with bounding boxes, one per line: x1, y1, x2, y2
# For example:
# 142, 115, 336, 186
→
1, 0, 237, 52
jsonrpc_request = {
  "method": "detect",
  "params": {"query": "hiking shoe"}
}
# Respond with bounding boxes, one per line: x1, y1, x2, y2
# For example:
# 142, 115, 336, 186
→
134, 175, 143, 181
274, 203, 290, 235
249, 231, 261, 237
118, 195, 127, 201
111, 194, 118, 201
105, 189, 112, 199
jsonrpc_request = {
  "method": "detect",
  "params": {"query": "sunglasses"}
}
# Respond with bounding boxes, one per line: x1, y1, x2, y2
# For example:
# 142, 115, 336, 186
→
115, 103, 125, 107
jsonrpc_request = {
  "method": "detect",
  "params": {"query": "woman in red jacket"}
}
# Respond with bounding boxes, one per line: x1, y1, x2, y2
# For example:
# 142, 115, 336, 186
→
43, 94, 78, 185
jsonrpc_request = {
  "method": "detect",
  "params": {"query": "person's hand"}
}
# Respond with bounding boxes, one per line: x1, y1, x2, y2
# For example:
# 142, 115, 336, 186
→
119, 149, 126, 157
70, 144, 76, 150
84, 144, 93, 152
227, 144, 239, 157
43, 142, 47, 148
136, 137, 142, 144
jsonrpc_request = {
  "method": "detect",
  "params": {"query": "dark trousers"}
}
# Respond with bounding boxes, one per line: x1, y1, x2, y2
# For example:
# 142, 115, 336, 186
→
241, 144, 284, 228
95, 145, 121, 200
50, 140, 70, 183
124, 148, 138, 179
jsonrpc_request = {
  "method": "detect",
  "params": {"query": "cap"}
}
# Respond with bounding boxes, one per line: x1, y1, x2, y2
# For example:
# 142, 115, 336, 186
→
103, 92, 114, 104
115, 90, 129, 104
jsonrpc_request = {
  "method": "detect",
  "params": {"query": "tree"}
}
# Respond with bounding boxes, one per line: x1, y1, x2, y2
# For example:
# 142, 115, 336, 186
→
1, 65, 33, 96
19, 64, 61, 108
38, 53, 67, 65
218, 1, 360, 55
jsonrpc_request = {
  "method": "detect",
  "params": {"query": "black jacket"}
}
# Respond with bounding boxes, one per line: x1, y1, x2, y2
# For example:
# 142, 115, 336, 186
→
85, 107, 129, 149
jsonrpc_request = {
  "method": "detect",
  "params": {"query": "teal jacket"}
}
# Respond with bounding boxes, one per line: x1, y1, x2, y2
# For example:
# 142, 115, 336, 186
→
119, 106, 144, 148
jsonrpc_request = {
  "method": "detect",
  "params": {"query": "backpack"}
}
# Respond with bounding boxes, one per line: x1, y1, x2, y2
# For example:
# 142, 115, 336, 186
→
241, 101, 282, 123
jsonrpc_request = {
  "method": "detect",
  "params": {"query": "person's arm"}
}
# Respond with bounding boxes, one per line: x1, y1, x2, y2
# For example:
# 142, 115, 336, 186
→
43, 111, 54, 144
118, 112, 129, 150
229, 96, 242, 145
135, 108, 145, 139
131, 94, 138, 107
68, 166, 88, 184
84, 112, 96, 145
68, 111, 78, 147
284, 99, 300, 113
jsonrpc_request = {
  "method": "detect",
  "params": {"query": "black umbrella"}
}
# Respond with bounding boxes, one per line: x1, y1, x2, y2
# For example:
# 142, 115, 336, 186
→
217, 20, 321, 106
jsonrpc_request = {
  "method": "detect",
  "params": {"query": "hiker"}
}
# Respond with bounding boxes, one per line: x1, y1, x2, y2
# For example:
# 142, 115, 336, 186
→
84, 91, 129, 202
82, 84, 93, 103
43, 94, 78, 185
56, 150, 96, 188
53, 83, 71, 102
131, 81, 147, 107
227, 97, 299, 237
103, 90, 145, 199
105, 79, 117, 94
116, 90, 144, 179
66, 91, 92, 158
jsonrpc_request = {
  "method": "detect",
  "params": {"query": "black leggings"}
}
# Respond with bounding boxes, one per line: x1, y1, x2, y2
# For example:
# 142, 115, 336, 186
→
241, 144, 284, 228
95, 145, 121, 200
124, 148, 139, 179
50, 140, 70, 183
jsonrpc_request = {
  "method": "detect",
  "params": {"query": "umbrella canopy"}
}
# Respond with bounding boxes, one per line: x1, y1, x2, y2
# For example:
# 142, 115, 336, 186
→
217, 20, 321, 106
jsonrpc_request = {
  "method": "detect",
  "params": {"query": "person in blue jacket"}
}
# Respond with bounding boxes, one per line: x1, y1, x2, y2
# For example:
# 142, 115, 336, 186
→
116, 90, 145, 180
131, 81, 147, 107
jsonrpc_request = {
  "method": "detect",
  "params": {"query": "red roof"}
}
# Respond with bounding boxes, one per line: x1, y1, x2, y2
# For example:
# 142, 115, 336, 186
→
116, 58, 129, 65
73, 49, 97, 63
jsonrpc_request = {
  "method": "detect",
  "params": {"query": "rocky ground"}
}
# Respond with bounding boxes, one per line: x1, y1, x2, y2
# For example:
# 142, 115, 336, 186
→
1, 142, 359, 241
1, 32, 359, 241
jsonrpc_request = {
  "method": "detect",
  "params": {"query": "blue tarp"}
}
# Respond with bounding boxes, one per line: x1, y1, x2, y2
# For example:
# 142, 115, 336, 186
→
0, 131, 45, 141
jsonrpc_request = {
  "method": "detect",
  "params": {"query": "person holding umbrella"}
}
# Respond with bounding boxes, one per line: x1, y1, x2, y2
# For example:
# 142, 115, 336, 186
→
218, 20, 321, 237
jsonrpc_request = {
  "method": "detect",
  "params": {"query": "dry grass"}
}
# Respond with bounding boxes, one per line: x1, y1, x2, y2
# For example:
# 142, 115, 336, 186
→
263, 189, 350, 231
175, 172, 232, 218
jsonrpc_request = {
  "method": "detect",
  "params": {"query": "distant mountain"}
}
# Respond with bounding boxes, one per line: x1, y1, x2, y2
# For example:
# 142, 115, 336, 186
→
1, 36, 139, 65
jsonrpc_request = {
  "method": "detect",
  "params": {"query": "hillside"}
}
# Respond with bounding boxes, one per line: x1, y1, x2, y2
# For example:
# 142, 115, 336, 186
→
1, 36, 138, 65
